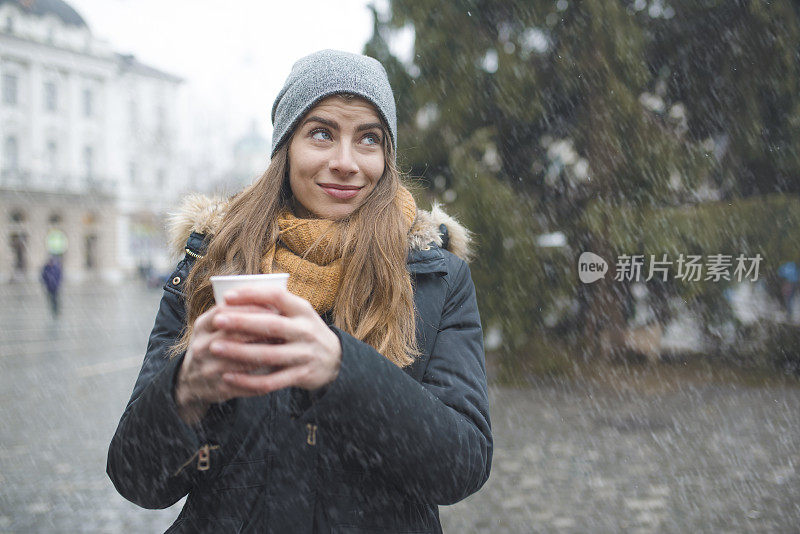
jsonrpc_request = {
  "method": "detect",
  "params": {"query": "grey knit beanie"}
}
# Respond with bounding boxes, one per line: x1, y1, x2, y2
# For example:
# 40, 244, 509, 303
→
270, 49, 397, 157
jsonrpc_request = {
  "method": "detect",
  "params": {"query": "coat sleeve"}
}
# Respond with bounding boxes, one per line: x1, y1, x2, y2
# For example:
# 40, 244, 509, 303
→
106, 260, 235, 509
301, 258, 492, 505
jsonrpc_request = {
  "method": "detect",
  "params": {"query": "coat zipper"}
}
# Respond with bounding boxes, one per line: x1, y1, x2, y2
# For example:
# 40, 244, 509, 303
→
173, 444, 220, 476
306, 423, 318, 446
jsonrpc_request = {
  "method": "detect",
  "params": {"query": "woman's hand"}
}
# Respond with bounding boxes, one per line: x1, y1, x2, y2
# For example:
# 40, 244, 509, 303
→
174, 304, 269, 425
209, 286, 343, 396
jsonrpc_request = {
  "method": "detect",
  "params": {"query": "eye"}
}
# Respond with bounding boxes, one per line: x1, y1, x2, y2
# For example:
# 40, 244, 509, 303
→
311, 129, 332, 141
362, 133, 382, 146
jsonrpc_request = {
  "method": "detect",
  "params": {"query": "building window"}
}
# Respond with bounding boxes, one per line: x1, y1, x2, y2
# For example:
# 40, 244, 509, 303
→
5, 16, 13, 33
46, 140, 58, 173
129, 99, 139, 131
48, 213, 63, 225
83, 146, 93, 179
10, 210, 25, 223
157, 169, 166, 188
155, 105, 166, 138
2, 73, 18, 105
4, 136, 18, 170
128, 162, 137, 184
44, 81, 57, 111
85, 234, 98, 270
83, 211, 97, 225
82, 88, 93, 117
10, 233, 27, 272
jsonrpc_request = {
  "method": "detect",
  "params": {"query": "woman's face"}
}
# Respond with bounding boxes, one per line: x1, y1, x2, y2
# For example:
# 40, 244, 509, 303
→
287, 96, 386, 220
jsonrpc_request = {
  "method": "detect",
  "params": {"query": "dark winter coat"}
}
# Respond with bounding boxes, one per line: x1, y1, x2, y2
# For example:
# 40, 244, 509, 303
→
41, 259, 62, 294
106, 195, 492, 533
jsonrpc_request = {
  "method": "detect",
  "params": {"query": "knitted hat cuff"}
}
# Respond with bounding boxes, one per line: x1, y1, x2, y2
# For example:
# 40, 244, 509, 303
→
270, 50, 397, 158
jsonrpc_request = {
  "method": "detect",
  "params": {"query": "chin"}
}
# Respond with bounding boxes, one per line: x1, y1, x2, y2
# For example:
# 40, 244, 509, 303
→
326, 207, 357, 220
314, 200, 361, 220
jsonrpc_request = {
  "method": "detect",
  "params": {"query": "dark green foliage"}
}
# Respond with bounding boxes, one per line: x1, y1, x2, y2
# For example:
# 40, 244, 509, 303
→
764, 324, 800, 375
638, 0, 800, 195
717, 321, 800, 375
366, 0, 800, 375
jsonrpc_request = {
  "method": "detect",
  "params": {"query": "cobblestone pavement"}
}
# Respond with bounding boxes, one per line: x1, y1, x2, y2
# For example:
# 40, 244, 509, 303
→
1, 281, 798, 533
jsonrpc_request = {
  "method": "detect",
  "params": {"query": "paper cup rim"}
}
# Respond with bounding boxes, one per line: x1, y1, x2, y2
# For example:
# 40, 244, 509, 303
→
210, 273, 290, 283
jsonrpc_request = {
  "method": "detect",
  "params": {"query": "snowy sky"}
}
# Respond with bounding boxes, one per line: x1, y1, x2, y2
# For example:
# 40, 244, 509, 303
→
67, 0, 381, 164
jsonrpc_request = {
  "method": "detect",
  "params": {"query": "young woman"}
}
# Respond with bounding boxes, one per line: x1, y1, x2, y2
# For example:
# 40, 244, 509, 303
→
107, 49, 491, 534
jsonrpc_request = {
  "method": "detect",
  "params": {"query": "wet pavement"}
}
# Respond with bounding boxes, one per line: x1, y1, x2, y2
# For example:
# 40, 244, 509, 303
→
1, 281, 798, 533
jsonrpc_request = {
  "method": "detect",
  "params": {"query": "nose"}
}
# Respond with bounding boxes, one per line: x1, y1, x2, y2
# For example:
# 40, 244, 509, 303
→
328, 142, 359, 177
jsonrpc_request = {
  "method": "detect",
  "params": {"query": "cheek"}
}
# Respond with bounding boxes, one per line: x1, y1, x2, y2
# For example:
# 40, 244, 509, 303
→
288, 156, 317, 191
364, 156, 385, 184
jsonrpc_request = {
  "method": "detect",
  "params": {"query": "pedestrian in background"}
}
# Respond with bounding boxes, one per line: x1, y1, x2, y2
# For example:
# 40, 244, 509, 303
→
40, 255, 62, 317
778, 261, 798, 321
107, 49, 492, 533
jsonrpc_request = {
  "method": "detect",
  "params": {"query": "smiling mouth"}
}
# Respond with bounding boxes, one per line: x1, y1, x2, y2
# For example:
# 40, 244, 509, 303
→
318, 183, 363, 200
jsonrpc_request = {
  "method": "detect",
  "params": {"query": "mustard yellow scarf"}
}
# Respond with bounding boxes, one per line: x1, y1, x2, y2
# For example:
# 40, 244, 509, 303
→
261, 187, 417, 313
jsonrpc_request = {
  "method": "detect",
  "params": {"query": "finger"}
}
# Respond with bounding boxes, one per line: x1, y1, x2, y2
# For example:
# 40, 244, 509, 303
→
220, 330, 264, 344
217, 303, 277, 315
200, 379, 263, 402
177, 369, 255, 404
222, 365, 309, 394
202, 329, 245, 354
194, 306, 220, 333
224, 286, 313, 318
216, 357, 261, 375
210, 338, 306, 368
187, 359, 262, 403
213, 311, 306, 341
219, 385, 267, 400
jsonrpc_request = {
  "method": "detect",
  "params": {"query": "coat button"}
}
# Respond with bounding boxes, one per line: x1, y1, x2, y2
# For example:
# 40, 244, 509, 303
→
172, 276, 181, 285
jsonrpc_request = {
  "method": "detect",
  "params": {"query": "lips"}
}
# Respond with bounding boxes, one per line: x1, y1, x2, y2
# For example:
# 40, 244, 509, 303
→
318, 183, 363, 200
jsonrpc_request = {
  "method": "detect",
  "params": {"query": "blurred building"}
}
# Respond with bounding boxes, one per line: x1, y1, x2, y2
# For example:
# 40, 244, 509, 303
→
231, 120, 269, 190
197, 119, 270, 197
203, 119, 267, 195
0, 0, 183, 282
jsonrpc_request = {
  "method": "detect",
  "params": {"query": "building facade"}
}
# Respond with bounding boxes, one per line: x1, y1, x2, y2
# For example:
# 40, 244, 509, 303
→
0, 0, 183, 282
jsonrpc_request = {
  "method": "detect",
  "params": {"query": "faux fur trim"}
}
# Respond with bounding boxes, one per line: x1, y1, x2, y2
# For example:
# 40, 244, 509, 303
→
408, 201, 473, 262
167, 195, 473, 262
167, 194, 228, 260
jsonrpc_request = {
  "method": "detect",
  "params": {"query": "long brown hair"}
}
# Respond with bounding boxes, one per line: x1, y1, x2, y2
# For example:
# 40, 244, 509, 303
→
173, 95, 419, 367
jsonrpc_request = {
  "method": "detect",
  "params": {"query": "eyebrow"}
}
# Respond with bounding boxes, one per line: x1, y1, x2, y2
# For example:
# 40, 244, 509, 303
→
301, 116, 384, 135
356, 122, 384, 133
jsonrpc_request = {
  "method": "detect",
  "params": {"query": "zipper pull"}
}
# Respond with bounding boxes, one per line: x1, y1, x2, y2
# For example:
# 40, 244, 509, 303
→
173, 444, 220, 476
173, 448, 199, 476
306, 423, 318, 446
197, 444, 211, 471
197, 444, 221, 471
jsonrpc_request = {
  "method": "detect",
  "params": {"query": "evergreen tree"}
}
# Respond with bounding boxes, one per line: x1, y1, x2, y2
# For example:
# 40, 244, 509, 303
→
366, 0, 800, 373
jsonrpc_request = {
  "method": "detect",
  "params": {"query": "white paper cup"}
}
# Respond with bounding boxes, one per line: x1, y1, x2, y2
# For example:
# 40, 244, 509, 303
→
210, 273, 290, 376
210, 273, 290, 305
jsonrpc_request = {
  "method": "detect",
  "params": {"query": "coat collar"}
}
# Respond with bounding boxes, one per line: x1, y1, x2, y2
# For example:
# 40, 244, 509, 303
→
407, 244, 448, 274
167, 194, 473, 272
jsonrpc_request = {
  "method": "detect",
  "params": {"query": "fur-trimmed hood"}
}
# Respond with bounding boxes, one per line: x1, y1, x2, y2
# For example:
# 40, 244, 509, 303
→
167, 194, 473, 262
